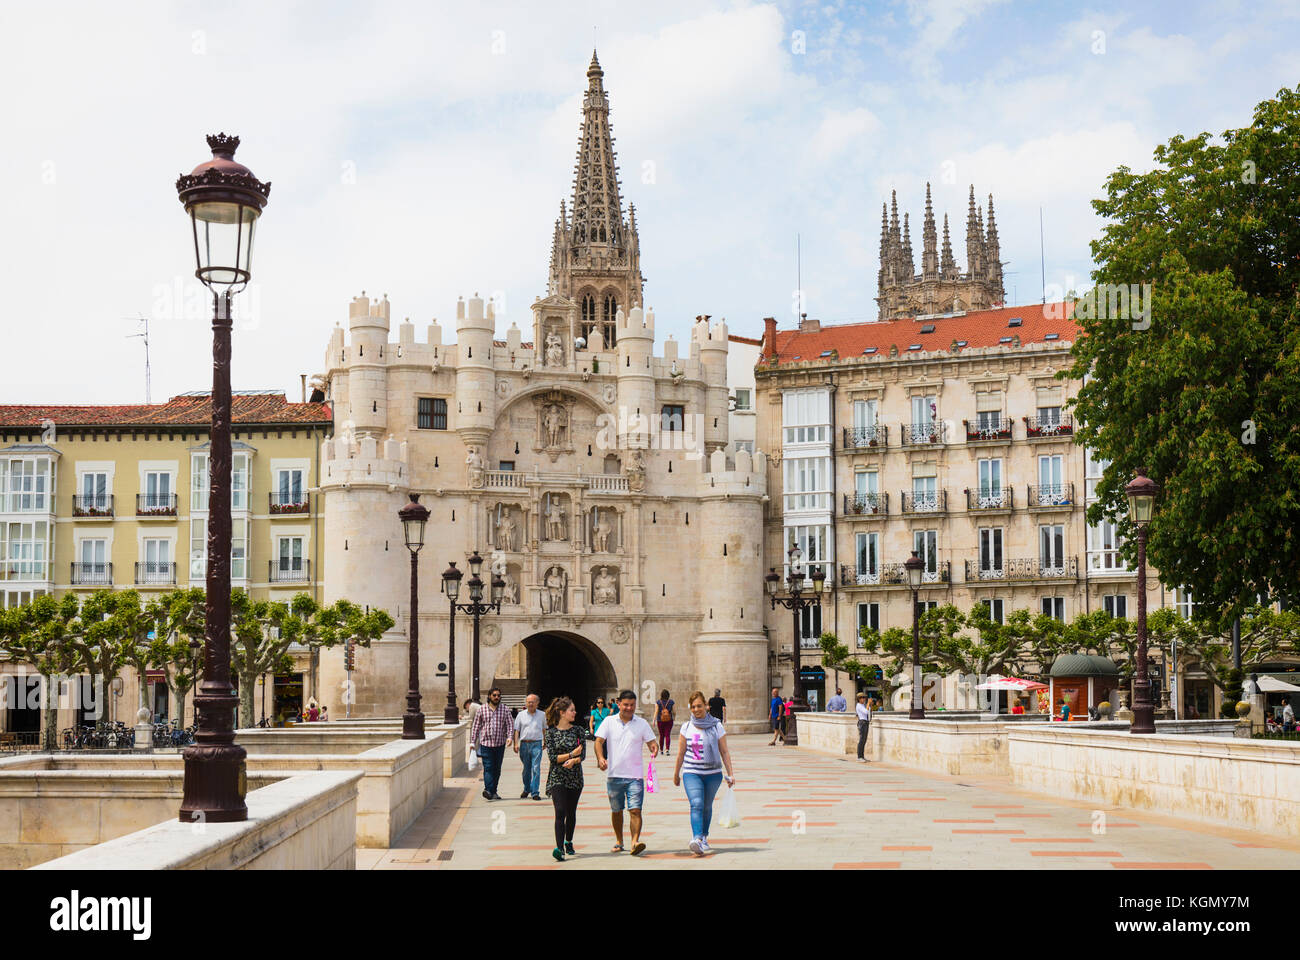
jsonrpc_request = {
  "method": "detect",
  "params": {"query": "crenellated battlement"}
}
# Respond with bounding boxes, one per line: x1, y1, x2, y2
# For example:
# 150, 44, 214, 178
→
696, 445, 767, 498
320, 432, 409, 490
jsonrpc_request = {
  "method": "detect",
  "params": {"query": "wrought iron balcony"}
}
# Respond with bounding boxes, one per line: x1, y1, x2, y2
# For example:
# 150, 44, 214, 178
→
1023, 414, 1074, 439
269, 491, 310, 515
963, 417, 1012, 442
900, 421, 946, 446
1027, 482, 1076, 508
965, 487, 1013, 511
70, 562, 113, 586
269, 559, 311, 583
135, 562, 176, 585
843, 491, 888, 516
964, 556, 1078, 582
72, 494, 114, 518
136, 494, 178, 517
839, 560, 949, 586
900, 490, 946, 514
842, 424, 887, 449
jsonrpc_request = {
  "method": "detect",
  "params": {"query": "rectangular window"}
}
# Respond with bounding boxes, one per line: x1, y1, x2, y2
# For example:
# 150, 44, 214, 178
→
1037, 454, 1064, 502
911, 395, 937, 425
1088, 520, 1126, 571
977, 458, 1002, 498
231, 518, 247, 580
784, 456, 831, 512
0, 458, 51, 513
498, 461, 515, 472
1103, 594, 1128, 619
911, 475, 938, 511
144, 470, 171, 509
733, 389, 751, 411
80, 472, 108, 510
1041, 596, 1065, 621
857, 602, 880, 641
145, 538, 172, 584
661, 404, 685, 432
2, 521, 50, 581
1040, 524, 1065, 570
278, 536, 304, 572
734, 440, 755, 454
782, 389, 830, 444
977, 598, 1006, 625
979, 528, 1003, 576
913, 529, 938, 578
856, 532, 879, 579
799, 603, 822, 646
191, 454, 209, 512
190, 517, 205, 579
417, 397, 448, 430
917, 600, 938, 614
852, 399, 878, 430
1174, 587, 1195, 620
232, 453, 249, 511
276, 469, 304, 506
786, 525, 830, 581
1037, 405, 1062, 426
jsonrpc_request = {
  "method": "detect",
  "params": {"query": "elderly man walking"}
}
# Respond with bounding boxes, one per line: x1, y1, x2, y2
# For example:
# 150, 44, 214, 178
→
471, 687, 513, 800
595, 689, 658, 856
513, 693, 545, 800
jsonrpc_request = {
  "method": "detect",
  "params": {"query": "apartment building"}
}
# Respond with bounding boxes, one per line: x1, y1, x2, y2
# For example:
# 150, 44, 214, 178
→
0, 391, 331, 734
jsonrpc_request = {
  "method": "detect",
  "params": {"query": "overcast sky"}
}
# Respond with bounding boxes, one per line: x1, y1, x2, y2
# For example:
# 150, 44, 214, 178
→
0, 0, 1296, 405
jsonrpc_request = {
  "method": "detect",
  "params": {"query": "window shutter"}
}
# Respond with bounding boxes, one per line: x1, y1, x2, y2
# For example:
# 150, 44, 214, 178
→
976, 390, 1002, 412
911, 460, 937, 479
1035, 385, 1064, 406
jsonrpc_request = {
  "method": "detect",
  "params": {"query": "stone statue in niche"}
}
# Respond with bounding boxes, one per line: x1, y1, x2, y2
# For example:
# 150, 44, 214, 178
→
502, 569, 520, 604
543, 404, 566, 449
591, 511, 613, 552
493, 506, 518, 552
592, 566, 619, 605
545, 328, 565, 367
466, 446, 485, 488
543, 565, 568, 613
545, 499, 568, 541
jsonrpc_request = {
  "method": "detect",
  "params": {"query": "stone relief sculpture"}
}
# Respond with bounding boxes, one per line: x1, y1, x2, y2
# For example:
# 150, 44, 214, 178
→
592, 566, 619, 605
610, 623, 629, 645
543, 565, 568, 613
466, 446, 485, 488
627, 449, 647, 493
482, 623, 501, 647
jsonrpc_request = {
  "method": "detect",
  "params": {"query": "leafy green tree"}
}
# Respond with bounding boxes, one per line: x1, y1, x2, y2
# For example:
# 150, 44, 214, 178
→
151, 588, 206, 724
1067, 85, 1300, 621
0, 595, 79, 748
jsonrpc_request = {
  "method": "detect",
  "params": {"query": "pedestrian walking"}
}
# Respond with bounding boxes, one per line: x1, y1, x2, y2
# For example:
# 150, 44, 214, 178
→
544, 696, 584, 862
767, 687, 784, 745
707, 688, 726, 722
595, 689, 658, 856
855, 692, 872, 762
673, 691, 735, 856
654, 689, 675, 756
827, 688, 848, 712
782, 695, 794, 742
588, 697, 610, 739
470, 687, 513, 800
512, 693, 545, 800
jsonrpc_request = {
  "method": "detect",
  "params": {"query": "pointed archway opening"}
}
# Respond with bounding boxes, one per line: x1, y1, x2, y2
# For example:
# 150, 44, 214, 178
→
492, 631, 617, 725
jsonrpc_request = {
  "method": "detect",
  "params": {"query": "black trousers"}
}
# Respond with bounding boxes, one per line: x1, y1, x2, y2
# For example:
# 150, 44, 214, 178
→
857, 719, 870, 759
551, 784, 582, 848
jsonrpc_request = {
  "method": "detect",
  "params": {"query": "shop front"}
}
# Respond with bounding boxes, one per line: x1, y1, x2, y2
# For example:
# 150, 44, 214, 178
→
273, 673, 304, 725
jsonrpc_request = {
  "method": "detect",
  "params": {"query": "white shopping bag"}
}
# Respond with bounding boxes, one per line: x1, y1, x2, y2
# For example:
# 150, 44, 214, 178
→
468, 747, 480, 772
716, 785, 741, 828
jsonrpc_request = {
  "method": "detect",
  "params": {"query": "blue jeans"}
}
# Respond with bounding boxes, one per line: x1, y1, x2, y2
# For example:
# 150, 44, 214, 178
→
606, 776, 645, 811
682, 771, 724, 839
479, 743, 507, 795
519, 740, 542, 796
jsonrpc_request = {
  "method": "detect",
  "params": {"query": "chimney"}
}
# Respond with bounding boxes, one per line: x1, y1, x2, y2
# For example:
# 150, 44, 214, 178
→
300, 374, 307, 403
799, 312, 821, 334
763, 316, 777, 361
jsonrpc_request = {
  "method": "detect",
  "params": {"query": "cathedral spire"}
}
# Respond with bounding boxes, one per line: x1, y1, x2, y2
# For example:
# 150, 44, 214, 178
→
921, 182, 938, 279
985, 193, 1003, 301
568, 47, 625, 251
940, 212, 957, 278
901, 212, 914, 278
965, 184, 983, 278
878, 202, 890, 296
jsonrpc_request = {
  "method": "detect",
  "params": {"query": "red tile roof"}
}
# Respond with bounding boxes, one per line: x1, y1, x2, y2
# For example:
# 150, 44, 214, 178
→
0, 393, 332, 429
764, 302, 1076, 365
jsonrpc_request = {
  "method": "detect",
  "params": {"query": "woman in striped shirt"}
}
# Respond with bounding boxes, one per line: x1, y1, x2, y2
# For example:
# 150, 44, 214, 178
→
672, 690, 736, 856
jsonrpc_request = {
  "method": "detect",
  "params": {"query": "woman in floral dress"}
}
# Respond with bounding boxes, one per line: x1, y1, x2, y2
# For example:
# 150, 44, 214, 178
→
544, 696, 584, 862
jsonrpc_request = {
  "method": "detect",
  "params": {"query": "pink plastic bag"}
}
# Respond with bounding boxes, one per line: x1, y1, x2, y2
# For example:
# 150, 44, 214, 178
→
645, 758, 657, 794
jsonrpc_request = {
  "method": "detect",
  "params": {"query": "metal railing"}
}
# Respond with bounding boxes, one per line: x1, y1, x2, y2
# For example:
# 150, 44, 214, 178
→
72, 494, 114, 517
136, 493, 178, 516
268, 559, 311, 583
843, 491, 887, 515
901, 421, 946, 446
964, 556, 1078, 582
842, 424, 887, 449
134, 561, 176, 585
966, 488, 1013, 511
901, 490, 946, 514
963, 417, 1013, 442
71, 562, 113, 586
1024, 414, 1074, 438
839, 561, 949, 586
0, 730, 41, 753
269, 491, 310, 514
1027, 482, 1076, 508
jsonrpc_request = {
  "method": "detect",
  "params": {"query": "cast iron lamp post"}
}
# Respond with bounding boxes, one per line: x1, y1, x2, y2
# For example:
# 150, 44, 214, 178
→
765, 543, 825, 746
1126, 469, 1159, 734
905, 551, 926, 719
441, 562, 464, 724
399, 494, 430, 739
175, 133, 270, 823
456, 551, 505, 702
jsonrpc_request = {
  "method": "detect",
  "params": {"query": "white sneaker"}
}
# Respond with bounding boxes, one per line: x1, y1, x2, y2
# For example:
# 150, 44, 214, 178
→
689, 837, 703, 855
699, 838, 712, 854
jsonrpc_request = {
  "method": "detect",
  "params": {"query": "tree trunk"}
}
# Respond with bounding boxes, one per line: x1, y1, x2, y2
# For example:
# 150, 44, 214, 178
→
43, 673, 58, 750
239, 667, 255, 729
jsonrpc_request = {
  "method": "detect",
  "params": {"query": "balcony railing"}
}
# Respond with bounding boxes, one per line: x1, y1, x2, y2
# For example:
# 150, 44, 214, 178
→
71, 562, 113, 586
900, 421, 946, 446
135, 562, 176, 585
269, 559, 311, 583
72, 494, 114, 518
1027, 483, 1076, 508
963, 417, 1012, 442
966, 488, 1013, 511
136, 494, 178, 517
964, 556, 1079, 582
843, 491, 887, 516
483, 470, 630, 493
842, 425, 887, 449
269, 492, 310, 515
1024, 414, 1074, 439
901, 490, 946, 514
839, 561, 950, 586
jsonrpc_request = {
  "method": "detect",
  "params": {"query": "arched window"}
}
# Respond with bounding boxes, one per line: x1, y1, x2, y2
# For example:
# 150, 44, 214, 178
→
580, 293, 596, 346
602, 293, 618, 348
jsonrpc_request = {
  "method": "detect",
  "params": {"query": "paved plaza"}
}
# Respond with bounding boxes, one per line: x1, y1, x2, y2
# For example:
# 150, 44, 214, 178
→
358, 734, 1300, 870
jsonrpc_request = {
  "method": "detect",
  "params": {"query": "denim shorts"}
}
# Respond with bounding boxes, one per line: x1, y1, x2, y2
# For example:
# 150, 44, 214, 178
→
606, 776, 645, 811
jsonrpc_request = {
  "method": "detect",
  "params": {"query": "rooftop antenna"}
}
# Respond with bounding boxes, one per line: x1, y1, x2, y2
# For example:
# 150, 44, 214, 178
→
125, 314, 152, 403
797, 233, 803, 321
1039, 206, 1046, 305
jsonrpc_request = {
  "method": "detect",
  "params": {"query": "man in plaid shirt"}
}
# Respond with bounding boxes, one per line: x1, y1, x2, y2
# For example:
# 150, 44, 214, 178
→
471, 687, 514, 800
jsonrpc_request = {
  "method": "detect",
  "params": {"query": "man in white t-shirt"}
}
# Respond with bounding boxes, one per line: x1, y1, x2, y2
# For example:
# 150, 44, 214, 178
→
595, 689, 658, 856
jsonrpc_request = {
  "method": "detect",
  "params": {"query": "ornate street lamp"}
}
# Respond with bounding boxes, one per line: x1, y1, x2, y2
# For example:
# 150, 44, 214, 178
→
767, 542, 825, 745
440, 561, 464, 725
905, 551, 926, 719
175, 133, 270, 824
458, 550, 504, 703
399, 494, 431, 739
1126, 469, 1159, 734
